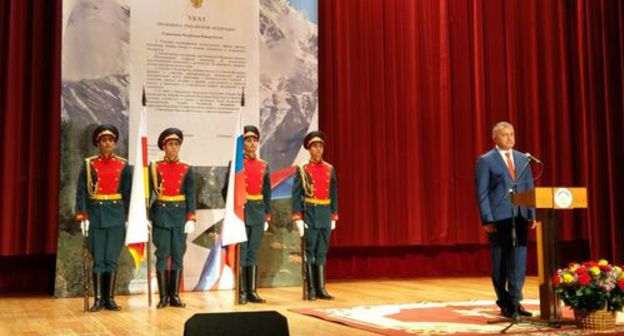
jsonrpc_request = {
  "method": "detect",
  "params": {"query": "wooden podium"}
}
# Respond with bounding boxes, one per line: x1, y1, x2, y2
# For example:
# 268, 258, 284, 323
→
512, 187, 588, 321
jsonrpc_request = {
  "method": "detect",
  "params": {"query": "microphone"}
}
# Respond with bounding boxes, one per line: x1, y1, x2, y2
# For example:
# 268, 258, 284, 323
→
525, 153, 543, 164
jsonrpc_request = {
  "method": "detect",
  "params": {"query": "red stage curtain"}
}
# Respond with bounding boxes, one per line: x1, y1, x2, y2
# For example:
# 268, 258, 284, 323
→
1, 0, 623, 291
0, 0, 61, 256
326, 241, 590, 280
319, 0, 624, 272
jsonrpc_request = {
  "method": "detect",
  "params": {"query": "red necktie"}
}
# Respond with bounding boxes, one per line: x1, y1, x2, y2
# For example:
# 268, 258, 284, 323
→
505, 152, 516, 180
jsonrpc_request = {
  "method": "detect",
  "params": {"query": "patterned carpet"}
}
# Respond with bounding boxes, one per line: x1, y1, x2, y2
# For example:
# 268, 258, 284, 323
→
290, 299, 624, 335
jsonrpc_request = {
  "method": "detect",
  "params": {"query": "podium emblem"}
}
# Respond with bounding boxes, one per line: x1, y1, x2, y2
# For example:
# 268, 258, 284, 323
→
554, 188, 573, 208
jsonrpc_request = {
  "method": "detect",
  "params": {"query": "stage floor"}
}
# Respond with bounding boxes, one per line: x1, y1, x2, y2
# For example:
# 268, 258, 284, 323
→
0, 276, 539, 336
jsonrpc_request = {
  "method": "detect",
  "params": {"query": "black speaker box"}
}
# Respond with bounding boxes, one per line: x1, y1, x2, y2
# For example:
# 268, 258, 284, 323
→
184, 310, 290, 336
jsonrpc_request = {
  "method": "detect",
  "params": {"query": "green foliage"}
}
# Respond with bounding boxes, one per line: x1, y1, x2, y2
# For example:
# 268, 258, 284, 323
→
556, 284, 607, 311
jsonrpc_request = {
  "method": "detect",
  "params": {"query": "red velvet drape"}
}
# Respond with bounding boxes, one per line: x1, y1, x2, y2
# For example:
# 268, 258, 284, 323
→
1, 0, 623, 288
320, 0, 624, 269
0, 0, 61, 256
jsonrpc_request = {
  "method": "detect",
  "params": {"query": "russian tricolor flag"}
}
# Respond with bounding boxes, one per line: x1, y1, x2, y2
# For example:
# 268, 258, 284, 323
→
221, 105, 248, 248
195, 90, 248, 290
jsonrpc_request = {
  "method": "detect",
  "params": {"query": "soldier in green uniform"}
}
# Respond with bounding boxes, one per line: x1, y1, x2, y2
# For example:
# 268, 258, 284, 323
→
222, 125, 272, 304
292, 130, 338, 300
75, 124, 132, 312
149, 128, 196, 309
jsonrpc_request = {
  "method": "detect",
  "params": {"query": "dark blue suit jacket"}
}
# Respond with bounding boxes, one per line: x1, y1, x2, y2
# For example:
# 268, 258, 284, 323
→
475, 148, 536, 224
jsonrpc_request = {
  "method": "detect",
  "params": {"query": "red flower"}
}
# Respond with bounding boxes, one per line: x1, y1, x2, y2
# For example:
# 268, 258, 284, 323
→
599, 265, 612, 272
552, 274, 561, 286
576, 267, 587, 274
578, 274, 592, 286
568, 262, 578, 268
584, 261, 597, 267
618, 279, 624, 291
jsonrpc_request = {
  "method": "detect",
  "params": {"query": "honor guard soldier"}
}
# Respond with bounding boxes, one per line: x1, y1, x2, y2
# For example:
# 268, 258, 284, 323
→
292, 130, 338, 300
222, 125, 272, 304
149, 128, 196, 309
75, 124, 132, 312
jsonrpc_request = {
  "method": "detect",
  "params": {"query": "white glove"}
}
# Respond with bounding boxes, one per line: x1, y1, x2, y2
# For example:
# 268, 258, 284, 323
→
80, 220, 90, 237
184, 220, 195, 234
295, 220, 305, 237
264, 221, 269, 232
331, 220, 336, 231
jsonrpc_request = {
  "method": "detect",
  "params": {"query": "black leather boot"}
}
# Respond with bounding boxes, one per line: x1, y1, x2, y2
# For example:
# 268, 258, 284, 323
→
89, 272, 105, 312
104, 272, 121, 310
246, 265, 266, 303
156, 270, 169, 309
169, 270, 186, 307
238, 266, 248, 304
316, 265, 334, 300
305, 264, 317, 301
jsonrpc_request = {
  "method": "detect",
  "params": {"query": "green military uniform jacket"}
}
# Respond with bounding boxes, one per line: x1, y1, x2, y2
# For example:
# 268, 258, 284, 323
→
75, 154, 132, 228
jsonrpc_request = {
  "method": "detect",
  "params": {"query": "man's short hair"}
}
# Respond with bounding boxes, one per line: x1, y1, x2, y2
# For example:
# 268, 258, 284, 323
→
492, 121, 514, 138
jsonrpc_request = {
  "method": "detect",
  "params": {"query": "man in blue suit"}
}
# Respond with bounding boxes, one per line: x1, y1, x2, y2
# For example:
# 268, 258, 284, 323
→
475, 121, 537, 318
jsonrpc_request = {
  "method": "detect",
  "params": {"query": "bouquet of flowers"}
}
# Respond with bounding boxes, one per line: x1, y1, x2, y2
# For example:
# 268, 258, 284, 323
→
552, 259, 624, 312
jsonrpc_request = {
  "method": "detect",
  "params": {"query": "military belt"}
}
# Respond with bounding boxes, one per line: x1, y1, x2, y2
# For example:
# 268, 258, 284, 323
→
90, 194, 122, 201
157, 195, 186, 202
305, 198, 330, 205
247, 194, 264, 201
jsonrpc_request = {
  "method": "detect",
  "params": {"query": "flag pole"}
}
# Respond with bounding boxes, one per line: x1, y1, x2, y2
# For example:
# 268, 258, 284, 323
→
83, 237, 90, 311
234, 244, 241, 305
143, 88, 153, 307
233, 86, 246, 305
147, 212, 152, 307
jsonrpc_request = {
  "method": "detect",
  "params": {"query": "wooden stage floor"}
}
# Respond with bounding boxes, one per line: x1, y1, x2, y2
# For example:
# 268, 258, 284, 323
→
0, 276, 539, 336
